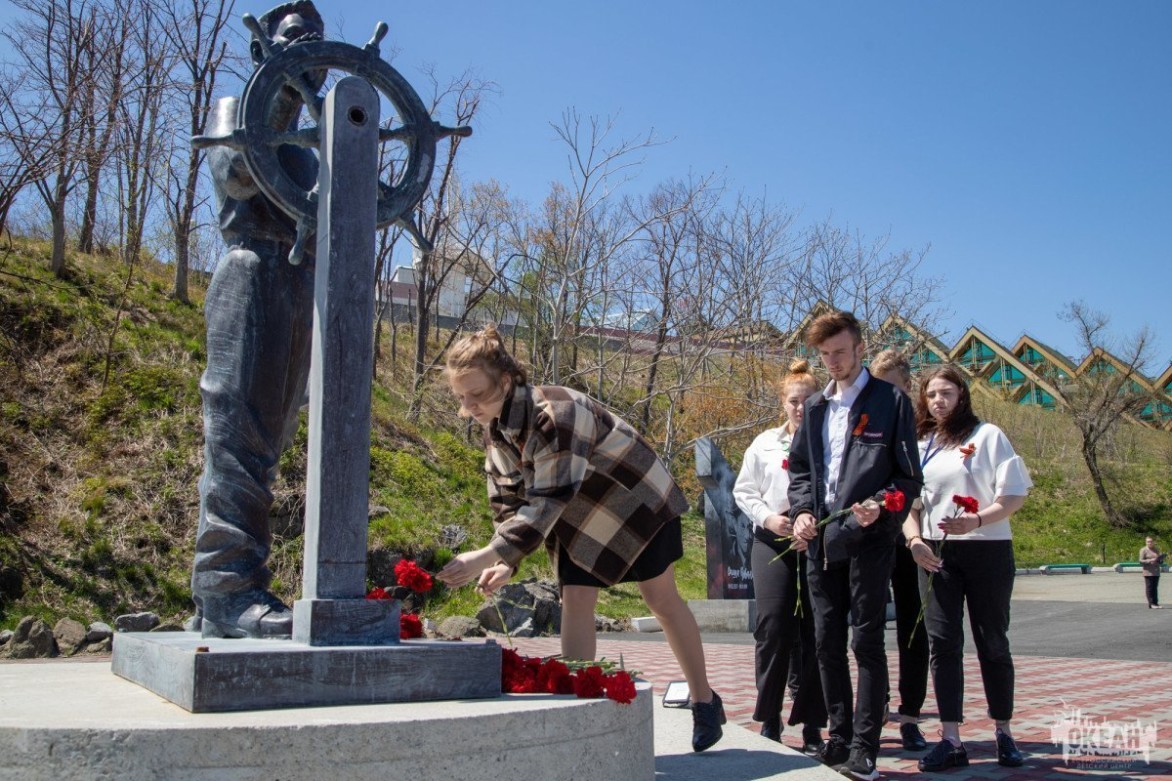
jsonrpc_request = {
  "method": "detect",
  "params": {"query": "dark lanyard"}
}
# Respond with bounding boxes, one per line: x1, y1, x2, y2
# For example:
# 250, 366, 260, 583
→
920, 433, 944, 469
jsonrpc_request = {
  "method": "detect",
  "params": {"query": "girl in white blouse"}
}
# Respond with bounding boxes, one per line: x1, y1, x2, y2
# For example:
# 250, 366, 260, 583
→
733, 360, 826, 754
902, 365, 1032, 773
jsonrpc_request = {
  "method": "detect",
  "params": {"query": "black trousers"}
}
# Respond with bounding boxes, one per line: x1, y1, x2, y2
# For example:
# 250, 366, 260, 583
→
891, 542, 929, 717
751, 531, 827, 728
922, 539, 1016, 723
1145, 575, 1160, 607
807, 541, 895, 752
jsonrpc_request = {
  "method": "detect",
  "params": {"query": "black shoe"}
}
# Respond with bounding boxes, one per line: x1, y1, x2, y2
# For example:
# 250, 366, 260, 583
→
996, 731, 1024, 767
760, 718, 781, 742
817, 735, 851, 767
200, 589, 293, 639
900, 722, 928, 751
802, 724, 825, 755
918, 739, 968, 772
838, 747, 879, 780
691, 691, 726, 752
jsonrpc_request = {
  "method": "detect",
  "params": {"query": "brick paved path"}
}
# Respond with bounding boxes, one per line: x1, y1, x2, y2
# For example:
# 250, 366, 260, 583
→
511, 637, 1172, 780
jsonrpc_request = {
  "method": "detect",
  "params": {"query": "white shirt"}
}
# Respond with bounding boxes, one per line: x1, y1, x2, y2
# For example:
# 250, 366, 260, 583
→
733, 427, 793, 530
822, 368, 870, 505
918, 422, 1032, 541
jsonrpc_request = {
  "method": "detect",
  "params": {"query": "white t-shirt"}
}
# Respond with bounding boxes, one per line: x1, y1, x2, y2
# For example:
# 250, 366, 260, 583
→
918, 422, 1032, 541
734, 427, 793, 530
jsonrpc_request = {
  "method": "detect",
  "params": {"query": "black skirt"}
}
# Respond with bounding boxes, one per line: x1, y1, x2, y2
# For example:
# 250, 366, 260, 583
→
557, 516, 684, 588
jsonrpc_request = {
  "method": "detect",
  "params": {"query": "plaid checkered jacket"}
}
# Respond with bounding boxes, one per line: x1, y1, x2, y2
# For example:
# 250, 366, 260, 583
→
484, 383, 689, 586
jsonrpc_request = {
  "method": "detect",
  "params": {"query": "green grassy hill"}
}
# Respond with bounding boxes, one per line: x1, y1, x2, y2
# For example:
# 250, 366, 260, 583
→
0, 239, 1168, 631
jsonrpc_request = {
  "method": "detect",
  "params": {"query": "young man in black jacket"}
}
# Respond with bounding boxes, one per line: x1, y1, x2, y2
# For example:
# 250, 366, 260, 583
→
788, 311, 922, 781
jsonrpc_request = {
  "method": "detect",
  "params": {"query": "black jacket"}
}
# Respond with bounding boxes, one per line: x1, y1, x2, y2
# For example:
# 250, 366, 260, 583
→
787, 373, 922, 567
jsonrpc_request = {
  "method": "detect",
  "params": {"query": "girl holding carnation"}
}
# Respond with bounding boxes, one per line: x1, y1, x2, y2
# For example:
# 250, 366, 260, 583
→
732, 359, 827, 753
436, 324, 724, 752
902, 365, 1032, 772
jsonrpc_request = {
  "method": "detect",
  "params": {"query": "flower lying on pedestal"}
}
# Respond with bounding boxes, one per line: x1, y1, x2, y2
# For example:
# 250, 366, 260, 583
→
502, 648, 639, 704
367, 558, 434, 639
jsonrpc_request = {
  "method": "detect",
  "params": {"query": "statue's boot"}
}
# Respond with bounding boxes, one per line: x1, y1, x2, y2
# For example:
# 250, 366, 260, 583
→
200, 589, 293, 639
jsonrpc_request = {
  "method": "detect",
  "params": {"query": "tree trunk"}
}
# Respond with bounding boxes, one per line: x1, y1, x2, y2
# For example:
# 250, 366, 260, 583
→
1081, 439, 1127, 527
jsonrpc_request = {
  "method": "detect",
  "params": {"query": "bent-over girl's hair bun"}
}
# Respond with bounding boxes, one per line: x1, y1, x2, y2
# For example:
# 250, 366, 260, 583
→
445, 323, 528, 385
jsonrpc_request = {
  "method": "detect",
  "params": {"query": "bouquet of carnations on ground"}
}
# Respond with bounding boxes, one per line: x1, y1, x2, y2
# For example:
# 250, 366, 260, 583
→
501, 648, 639, 704
366, 558, 434, 639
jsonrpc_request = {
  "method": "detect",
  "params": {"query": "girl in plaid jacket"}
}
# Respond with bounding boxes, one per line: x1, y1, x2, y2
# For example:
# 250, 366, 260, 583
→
437, 325, 725, 752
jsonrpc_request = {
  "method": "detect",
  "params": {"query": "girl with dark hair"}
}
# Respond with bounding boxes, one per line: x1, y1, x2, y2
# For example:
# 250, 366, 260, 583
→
902, 365, 1032, 772
436, 325, 725, 752
733, 360, 827, 754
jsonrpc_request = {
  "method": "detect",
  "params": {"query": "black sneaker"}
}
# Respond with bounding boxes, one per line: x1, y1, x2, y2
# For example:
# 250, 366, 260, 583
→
900, 722, 928, 751
691, 691, 725, 752
817, 735, 851, 767
759, 718, 781, 742
918, 739, 968, 772
838, 747, 879, 780
996, 731, 1024, 767
802, 724, 825, 755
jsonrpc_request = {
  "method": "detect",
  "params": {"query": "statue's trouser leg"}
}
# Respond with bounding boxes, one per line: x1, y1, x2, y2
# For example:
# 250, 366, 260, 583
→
191, 246, 313, 614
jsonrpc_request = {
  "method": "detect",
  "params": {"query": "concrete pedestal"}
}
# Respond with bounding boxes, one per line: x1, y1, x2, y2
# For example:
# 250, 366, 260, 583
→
686, 599, 757, 632
111, 631, 501, 712
0, 661, 654, 781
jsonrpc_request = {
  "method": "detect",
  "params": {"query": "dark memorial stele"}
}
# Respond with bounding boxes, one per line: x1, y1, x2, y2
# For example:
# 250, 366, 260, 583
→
694, 437, 754, 600
111, 1, 497, 712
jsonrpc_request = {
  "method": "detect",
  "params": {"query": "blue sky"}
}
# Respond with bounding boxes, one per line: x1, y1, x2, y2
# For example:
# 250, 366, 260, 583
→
4, 0, 1168, 369
321, 0, 1168, 369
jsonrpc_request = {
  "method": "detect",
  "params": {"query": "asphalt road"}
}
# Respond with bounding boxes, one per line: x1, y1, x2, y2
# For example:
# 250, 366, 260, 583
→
621, 572, 1172, 663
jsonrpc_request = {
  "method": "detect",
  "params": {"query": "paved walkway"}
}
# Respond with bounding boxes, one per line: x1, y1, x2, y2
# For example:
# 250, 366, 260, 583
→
513, 572, 1172, 780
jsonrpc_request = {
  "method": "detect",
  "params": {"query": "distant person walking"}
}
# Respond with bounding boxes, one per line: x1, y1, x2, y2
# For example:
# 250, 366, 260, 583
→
1140, 537, 1165, 609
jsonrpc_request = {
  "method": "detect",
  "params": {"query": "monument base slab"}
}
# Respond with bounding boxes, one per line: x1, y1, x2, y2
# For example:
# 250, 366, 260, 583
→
0, 660, 653, 781
111, 631, 501, 712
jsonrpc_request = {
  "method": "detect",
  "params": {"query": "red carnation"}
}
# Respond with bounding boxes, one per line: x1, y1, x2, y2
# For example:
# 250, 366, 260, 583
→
952, 495, 980, 514
366, 586, 391, 600
852, 413, 870, 437
395, 559, 434, 593
603, 670, 637, 704
538, 659, 573, 695
571, 666, 607, 699
399, 612, 423, 639
883, 489, 906, 513
781, 458, 789, 471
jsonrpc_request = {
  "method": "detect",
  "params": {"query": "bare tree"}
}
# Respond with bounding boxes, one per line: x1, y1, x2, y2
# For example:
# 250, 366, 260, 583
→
3, 0, 108, 277
403, 69, 494, 415
159, 0, 236, 303
76, 0, 131, 255
794, 217, 944, 337
1056, 301, 1158, 527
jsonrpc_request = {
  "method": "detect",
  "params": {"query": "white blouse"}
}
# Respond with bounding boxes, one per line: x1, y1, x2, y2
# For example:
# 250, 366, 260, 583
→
734, 427, 793, 530
918, 422, 1032, 542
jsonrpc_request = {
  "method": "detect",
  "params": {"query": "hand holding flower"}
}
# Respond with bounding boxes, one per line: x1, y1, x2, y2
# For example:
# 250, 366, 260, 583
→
850, 501, 881, 528
763, 514, 793, 537
476, 562, 513, 595
908, 538, 942, 573
437, 545, 499, 588
792, 512, 818, 541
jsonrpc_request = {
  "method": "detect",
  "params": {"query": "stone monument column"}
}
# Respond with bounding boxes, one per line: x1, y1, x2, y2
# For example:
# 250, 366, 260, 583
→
293, 77, 399, 646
